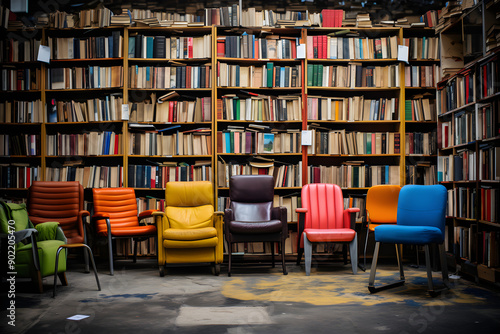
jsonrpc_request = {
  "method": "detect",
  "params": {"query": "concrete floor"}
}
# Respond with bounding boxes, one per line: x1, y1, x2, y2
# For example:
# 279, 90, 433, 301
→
1, 256, 500, 334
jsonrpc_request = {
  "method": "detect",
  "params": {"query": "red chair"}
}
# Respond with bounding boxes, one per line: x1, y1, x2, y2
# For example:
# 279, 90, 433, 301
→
92, 188, 158, 275
296, 183, 359, 275
27, 181, 90, 271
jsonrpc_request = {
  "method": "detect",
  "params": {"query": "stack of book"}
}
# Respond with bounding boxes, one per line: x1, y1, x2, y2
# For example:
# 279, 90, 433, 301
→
356, 13, 372, 28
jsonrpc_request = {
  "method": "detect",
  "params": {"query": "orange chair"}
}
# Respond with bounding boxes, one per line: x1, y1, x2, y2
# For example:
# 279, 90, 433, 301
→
92, 188, 158, 275
296, 183, 359, 275
363, 185, 401, 269
27, 181, 91, 271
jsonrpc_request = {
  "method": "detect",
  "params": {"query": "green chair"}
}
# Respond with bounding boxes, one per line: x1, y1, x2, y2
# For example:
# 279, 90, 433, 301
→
1, 202, 67, 293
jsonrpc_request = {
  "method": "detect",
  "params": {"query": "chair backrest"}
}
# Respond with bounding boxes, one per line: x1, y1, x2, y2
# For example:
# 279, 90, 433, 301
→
366, 185, 401, 224
165, 181, 214, 229
229, 175, 274, 222
301, 183, 346, 229
397, 185, 447, 235
92, 188, 138, 234
27, 181, 84, 243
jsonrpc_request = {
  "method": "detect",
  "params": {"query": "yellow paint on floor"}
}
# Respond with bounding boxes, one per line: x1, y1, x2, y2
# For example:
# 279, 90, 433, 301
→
222, 270, 487, 307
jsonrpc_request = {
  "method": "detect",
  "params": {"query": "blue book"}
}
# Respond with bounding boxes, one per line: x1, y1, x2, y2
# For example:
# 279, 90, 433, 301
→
128, 37, 135, 58
108, 35, 113, 58
224, 132, 231, 153
145, 166, 151, 188
146, 66, 151, 84
48, 99, 57, 123
146, 36, 154, 58
280, 67, 285, 87
89, 66, 94, 88
385, 165, 390, 184
157, 125, 181, 132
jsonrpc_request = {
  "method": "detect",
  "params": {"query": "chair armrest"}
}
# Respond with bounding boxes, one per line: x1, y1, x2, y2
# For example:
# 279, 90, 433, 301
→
92, 213, 110, 220
56, 226, 67, 243
139, 209, 160, 225
344, 207, 360, 230
272, 206, 288, 235
296, 208, 308, 214
224, 208, 233, 240
0, 228, 38, 244
214, 211, 224, 216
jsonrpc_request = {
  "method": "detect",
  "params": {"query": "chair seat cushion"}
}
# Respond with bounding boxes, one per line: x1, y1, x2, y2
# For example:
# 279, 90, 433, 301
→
163, 237, 218, 249
163, 227, 217, 241
98, 224, 157, 237
304, 228, 355, 242
374, 225, 444, 245
16, 239, 66, 277
229, 220, 282, 234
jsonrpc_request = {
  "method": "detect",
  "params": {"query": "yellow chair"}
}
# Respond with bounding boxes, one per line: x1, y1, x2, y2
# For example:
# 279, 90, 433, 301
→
363, 185, 401, 269
155, 181, 223, 276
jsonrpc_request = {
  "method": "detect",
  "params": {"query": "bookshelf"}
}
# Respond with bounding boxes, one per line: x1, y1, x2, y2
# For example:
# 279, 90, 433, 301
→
0, 27, 43, 198
437, 0, 500, 284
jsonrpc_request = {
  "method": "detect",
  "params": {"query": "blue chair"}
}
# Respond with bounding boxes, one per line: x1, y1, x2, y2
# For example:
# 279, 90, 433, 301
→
368, 185, 450, 297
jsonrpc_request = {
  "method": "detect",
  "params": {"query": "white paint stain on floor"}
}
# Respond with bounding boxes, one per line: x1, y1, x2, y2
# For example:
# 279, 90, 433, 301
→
175, 306, 272, 326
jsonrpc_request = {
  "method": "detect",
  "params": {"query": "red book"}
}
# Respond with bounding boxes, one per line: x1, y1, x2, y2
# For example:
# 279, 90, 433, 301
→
291, 40, 296, 59
313, 166, 320, 183
26, 167, 31, 188
313, 36, 318, 58
186, 66, 191, 88
188, 37, 193, 58
394, 133, 400, 154
323, 35, 327, 59
168, 101, 174, 122
114, 133, 120, 154
217, 39, 225, 57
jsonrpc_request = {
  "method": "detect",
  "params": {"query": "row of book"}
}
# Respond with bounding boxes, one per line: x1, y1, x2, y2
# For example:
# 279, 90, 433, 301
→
128, 162, 212, 188
128, 35, 211, 59
481, 188, 499, 223
452, 226, 499, 267
130, 96, 212, 123
129, 130, 212, 156
48, 66, 123, 90
45, 164, 123, 188
308, 164, 401, 188
405, 132, 438, 155
406, 164, 438, 185
306, 63, 399, 88
479, 57, 499, 99
307, 129, 400, 155
476, 103, 496, 140
43, 7, 113, 29
438, 150, 477, 182
437, 68, 475, 114
479, 145, 500, 181
217, 160, 302, 188
0, 164, 40, 189
129, 65, 212, 89
217, 129, 301, 154
306, 35, 399, 60
218, 63, 302, 88
46, 132, 123, 156
217, 35, 298, 59
0, 134, 40, 156
307, 96, 399, 121
0, 39, 42, 62
447, 187, 477, 220
404, 97, 437, 121
454, 110, 476, 146
48, 33, 122, 61
217, 95, 301, 121
404, 65, 439, 88
1, 68, 40, 91
0, 99, 43, 123
403, 37, 441, 60
47, 96, 123, 123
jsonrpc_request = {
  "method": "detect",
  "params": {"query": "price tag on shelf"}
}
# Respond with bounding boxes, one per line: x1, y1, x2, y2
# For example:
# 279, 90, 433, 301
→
121, 104, 130, 120
301, 130, 312, 146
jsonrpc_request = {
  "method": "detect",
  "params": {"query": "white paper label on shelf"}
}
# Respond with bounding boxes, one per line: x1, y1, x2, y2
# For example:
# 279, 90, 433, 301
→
121, 104, 130, 120
297, 44, 306, 59
301, 130, 312, 146
398, 45, 409, 64
37, 45, 50, 64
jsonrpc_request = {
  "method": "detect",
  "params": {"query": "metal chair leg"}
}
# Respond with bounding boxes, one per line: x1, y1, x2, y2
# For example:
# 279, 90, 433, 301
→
53, 247, 65, 297
281, 237, 288, 275
396, 244, 405, 281
271, 242, 275, 268
424, 244, 435, 293
227, 242, 232, 277
439, 243, 450, 288
368, 242, 405, 293
304, 234, 313, 276
363, 225, 370, 271
108, 233, 114, 276
349, 233, 358, 275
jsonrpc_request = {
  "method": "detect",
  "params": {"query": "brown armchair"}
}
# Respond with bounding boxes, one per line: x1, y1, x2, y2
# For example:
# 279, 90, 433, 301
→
224, 175, 288, 276
27, 181, 90, 271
